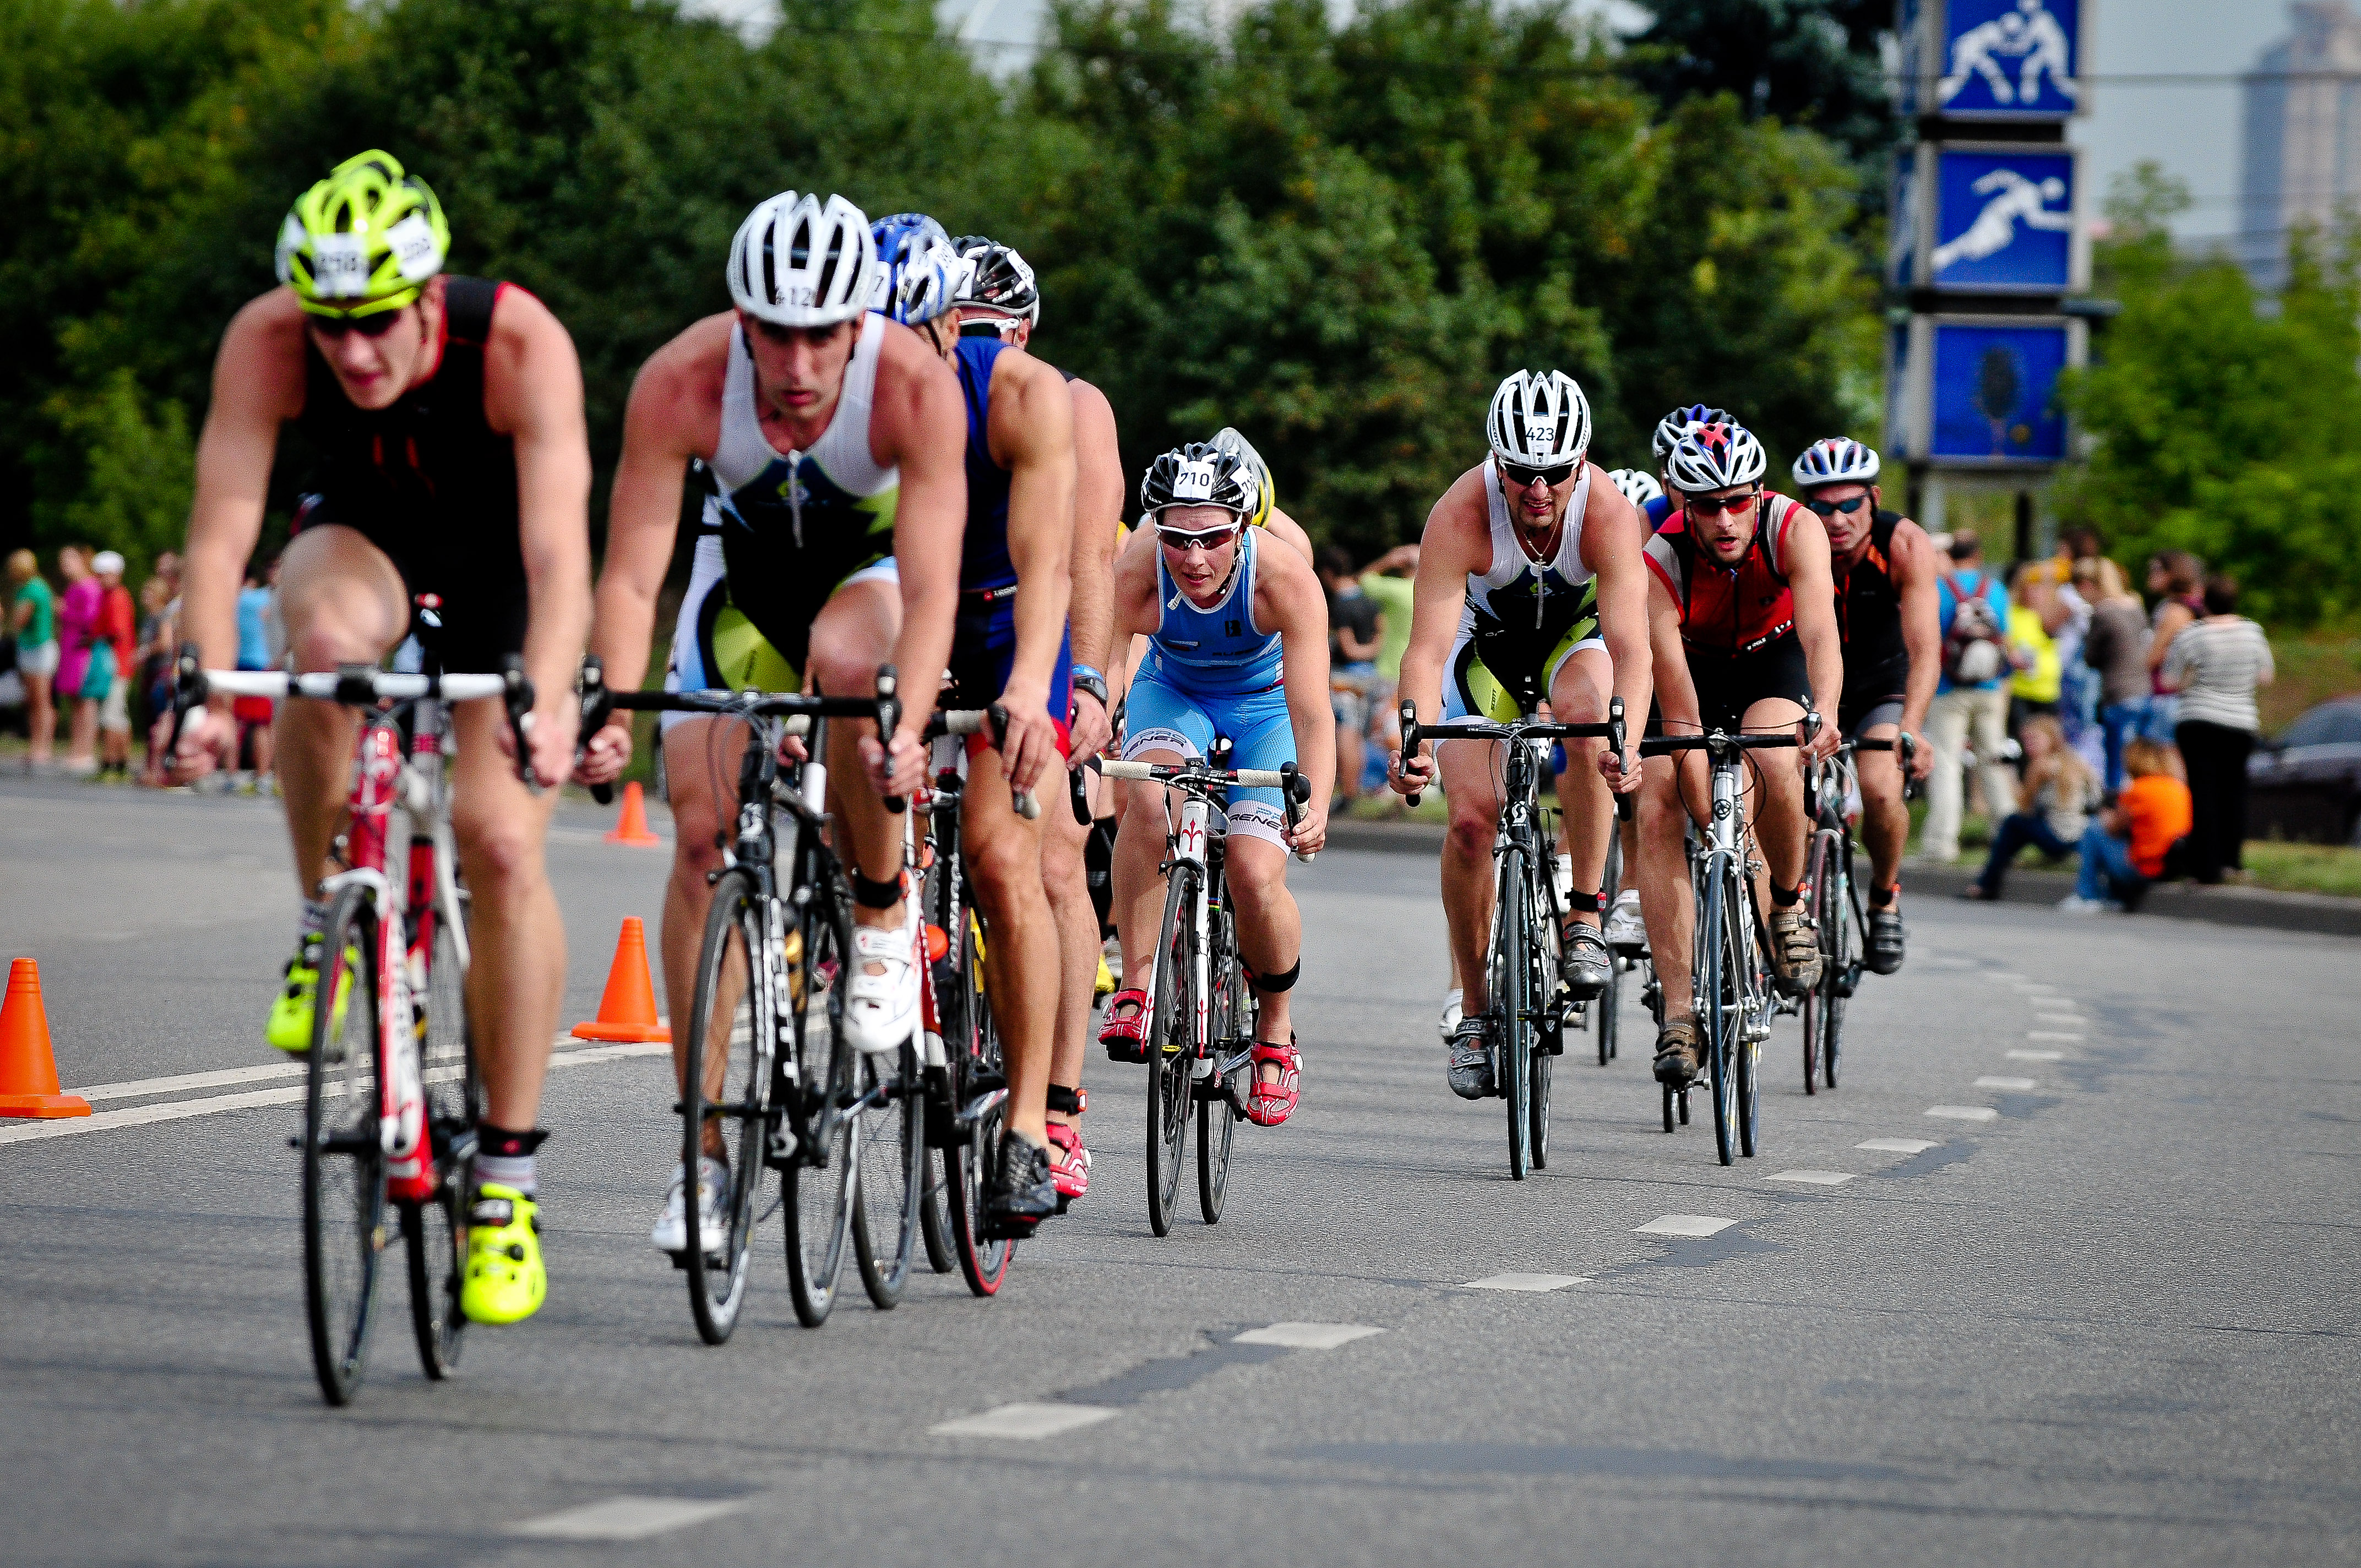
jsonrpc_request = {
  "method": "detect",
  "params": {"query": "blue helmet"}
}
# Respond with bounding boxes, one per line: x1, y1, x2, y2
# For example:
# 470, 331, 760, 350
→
868, 213, 962, 326
1652, 403, 1734, 464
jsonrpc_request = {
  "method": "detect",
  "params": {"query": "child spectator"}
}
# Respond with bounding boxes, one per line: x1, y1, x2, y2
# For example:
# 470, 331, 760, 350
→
1960, 714, 2099, 900
2060, 738, 2190, 914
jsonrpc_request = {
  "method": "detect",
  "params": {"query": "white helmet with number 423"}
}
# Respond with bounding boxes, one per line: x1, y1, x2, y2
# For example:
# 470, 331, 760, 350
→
1487, 371, 1592, 471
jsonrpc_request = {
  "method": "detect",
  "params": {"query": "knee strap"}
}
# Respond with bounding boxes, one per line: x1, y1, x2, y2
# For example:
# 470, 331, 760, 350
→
1565, 888, 1606, 916
1248, 957, 1301, 993
851, 870, 905, 911
1047, 1085, 1086, 1117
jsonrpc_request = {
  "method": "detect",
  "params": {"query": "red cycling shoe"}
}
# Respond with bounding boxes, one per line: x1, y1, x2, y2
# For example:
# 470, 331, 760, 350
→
1098, 988, 1150, 1063
1245, 1039, 1301, 1127
1045, 1121, 1090, 1211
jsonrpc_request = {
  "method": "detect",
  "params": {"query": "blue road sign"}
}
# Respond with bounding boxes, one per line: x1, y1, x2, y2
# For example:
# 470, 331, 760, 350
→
1935, 0, 2081, 120
1932, 147, 2076, 292
1930, 321, 2070, 462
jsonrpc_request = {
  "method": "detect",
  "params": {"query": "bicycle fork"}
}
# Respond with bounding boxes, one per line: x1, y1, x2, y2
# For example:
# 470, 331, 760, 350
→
330, 721, 432, 1201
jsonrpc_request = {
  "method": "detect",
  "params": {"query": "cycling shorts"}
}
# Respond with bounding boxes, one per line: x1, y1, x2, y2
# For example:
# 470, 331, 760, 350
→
1841, 695, 1904, 738
292, 492, 525, 675
1647, 634, 1811, 739
947, 586, 1072, 760
1120, 666, 1294, 851
1437, 622, 1605, 732
662, 533, 899, 734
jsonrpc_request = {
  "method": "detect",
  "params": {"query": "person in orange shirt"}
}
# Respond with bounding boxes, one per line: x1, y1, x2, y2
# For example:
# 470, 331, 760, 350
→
2061, 738, 2190, 913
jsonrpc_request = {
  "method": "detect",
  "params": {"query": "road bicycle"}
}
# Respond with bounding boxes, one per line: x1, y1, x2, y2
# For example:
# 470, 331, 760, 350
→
1096, 744, 1311, 1234
1401, 700, 1626, 1180
595, 676, 898, 1343
1638, 721, 1810, 1166
171, 641, 534, 1406
1799, 733, 1916, 1095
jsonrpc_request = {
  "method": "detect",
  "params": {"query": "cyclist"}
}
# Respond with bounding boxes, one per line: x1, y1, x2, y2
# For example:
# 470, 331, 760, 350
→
1601, 467, 1665, 954
1791, 438, 1938, 973
1389, 371, 1652, 1101
951, 234, 1123, 1210
1098, 443, 1332, 1126
173, 151, 592, 1325
1633, 421, 1842, 1089
575, 192, 969, 1258
1644, 404, 1732, 528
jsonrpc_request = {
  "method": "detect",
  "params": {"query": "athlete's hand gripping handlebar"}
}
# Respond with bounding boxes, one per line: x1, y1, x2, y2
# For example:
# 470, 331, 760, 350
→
577, 654, 616, 807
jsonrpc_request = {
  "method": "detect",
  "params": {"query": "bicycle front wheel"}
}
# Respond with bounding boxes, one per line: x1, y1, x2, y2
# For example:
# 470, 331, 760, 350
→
1736, 872, 1766, 1158
304, 883, 388, 1406
1496, 847, 1533, 1180
784, 883, 857, 1327
1799, 830, 1835, 1096
1198, 901, 1245, 1225
1699, 858, 1740, 1168
682, 869, 769, 1346
1823, 836, 1854, 1091
406, 910, 477, 1379
1145, 866, 1199, 1237
853, 1036, 924, 1309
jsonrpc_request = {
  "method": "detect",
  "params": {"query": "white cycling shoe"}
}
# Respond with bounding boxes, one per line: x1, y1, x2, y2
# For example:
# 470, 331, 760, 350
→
650, 1156, 731, 1255
844, 901, 922, 1055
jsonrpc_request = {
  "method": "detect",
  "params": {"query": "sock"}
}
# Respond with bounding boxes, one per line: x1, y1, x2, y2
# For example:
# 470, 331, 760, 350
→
1869, 884, 1898, 908
300, 898, 328, 939
476, 1125, 546, 1196
1771, 882, 1802, 909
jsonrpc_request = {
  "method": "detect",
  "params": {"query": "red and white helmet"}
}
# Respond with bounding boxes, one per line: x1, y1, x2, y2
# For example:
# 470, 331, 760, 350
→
1792, 437, 1880, 489
1665, 422, 1769, 493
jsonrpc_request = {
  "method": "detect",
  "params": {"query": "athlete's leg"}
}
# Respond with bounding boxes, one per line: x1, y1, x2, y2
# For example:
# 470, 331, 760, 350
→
804, 576, 909, 928
660, 715, 749, 1156
273, 524, 408, 891
1041, 777, 1096, 1132
1224, 834, 1299, 1045
1437, 737, 1505, 1016
1741, 696, 1810, 892
449, 698, 565, 1133
1636, 752, 1697, 1023
962, 759, 1057, 1150
1854, 721, 1907, 897
1547, 644, 1617, 928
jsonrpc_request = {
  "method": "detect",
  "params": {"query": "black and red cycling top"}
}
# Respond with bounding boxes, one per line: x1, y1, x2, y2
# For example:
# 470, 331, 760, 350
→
1832, 509, 1911, 699
1643, 492, 1810, 657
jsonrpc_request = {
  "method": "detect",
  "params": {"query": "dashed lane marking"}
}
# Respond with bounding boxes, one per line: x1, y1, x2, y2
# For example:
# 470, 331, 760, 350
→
1986, 972, 2027, 982
1765, 1170, 1855, 1186
1233, 1322, 1386, 1349
2035, 1013, 2086, 1026
1857, 1138, 1940, 1154
75, 1063, 303, 1101
1635, 1215, 1737, 1238
1462, 1273, 1585, 1292
930, 1403, 1119, 1440
509, 1498, 744, 1542
2027, 1031, 2085, 1042
2008, 1049, 2064, 1061
1926, 1106, 1999, 1123
1974, 1075, 2037, 1091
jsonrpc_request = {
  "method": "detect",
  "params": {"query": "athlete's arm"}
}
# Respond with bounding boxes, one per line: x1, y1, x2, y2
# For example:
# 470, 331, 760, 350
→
1580, 469, 1652, 792
1780, 505, 1842, 764
986, 347, 1077, 792
176, 292, 306, 776
1256, 541, 1337, 853
1064, 377, 1123, 760
1889, 516, 1941, 779
862, 326, 968, 798
484, 287, 595, 787
1646, 571, 1702, 732
1388, 471, 1486, 793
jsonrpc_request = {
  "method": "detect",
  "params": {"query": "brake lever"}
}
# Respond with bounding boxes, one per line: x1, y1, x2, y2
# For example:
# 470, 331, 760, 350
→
1280, 760, 1315, 864
500, 656, 540, 792
165, 644, 206, 770
1397, 699, 1429, 809
986, 703, 1040, 820
1608, 695, 1633, 822
877, 664, 906, 814
578, 654, 615, 806
1068, 759, 1092, 825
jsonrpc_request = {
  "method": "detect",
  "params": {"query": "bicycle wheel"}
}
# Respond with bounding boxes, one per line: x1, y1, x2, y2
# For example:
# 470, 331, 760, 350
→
783, 882, 857, 1327
853, 1036, 923, 1308
1599, 953, 1623, 1064
1145, 866, 1199, 1237
943, 905, 1013, 1296
406, 911, 476, 1379
1526, 873, 1553, 1168
680, 869, 768, 1345
1823, 837, 1853, 1091
1736, 874, 1766, 1159
1198, 901, 1246, 1225
304, 883, 387, 1407
1497, 846, 1533, 1180
1799, 830, 1835, 1096
1699, 859, 1740, 1168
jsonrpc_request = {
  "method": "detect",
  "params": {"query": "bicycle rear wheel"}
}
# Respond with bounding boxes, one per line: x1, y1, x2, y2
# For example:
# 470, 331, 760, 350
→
1198, 901, 1246, 1224
1699, 859, 1740, 1168
943, 905, 1013, 1296
1496, 847, 1533, 1180
681, 870, 768, 1345
406, 912, 477, 1379
1823, 837, 1854, 1091
1599, 954, 1623, 1064
783, 883, 857, 1327
1145, 867, 1199, 1237
1799, 830, 1835, 1096
1526, 872, 1553, 1168
304, 883, 388, 1406
853, 1037, 924, 1308
1736, 874, 1766, 1158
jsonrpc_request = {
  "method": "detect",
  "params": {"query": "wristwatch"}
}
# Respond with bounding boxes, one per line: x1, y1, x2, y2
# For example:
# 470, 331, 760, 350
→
1069, 666, 1111, 708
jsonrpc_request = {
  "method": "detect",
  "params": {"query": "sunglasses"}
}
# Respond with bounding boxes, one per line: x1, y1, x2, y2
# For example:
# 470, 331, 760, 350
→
1500, 460, 1577, 488
1688, 489, 1758, 516
1157, 525, 1240, 552
1805, 495, 1868, 516
305, 306, 409, 340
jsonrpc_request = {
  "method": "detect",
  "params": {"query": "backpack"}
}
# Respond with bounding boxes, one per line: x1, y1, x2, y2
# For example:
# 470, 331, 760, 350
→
1944, 573, 2006, 685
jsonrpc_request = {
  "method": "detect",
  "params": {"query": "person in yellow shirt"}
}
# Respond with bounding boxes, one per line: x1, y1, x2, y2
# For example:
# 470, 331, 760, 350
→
2006, 560, 2062, 734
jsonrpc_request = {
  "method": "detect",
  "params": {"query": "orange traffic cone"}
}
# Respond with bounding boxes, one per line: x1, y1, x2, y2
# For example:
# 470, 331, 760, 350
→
605, 781, 663, 847
573, 918, 671, 1043
0, 959, 93, 1118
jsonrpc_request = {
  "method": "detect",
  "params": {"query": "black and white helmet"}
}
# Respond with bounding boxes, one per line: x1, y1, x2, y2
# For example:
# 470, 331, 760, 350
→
1487, 371, 1592, 470
1606, 467, 1664, 508
1664, 422, 1769, 494
1652, 404, 1734, 464
951, 236, 1041, 326
1792, 437, 1880, 489
727, 191, 875, 329
1140, 442, 1260, 525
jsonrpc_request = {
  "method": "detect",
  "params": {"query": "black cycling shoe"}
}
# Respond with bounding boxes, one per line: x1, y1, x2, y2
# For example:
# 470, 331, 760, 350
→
1558, 922, 1611, 1000
982, 1129, 1058, 1242
1651, 1019, 1703, 1088
1865, 906, 1906, 974
1445, 1015, 1495, 1100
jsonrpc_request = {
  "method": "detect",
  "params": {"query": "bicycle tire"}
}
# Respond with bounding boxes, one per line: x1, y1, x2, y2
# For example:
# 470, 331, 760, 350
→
1498, 845, 1532, 1180
1527, 870, 1553, 1168
1700, 858, 1739, 1168
852, 1036, 924, 1308
943, 903, 1013, 1296
1198, 901, 1244, 1225
1799, 831, 1835, 1096
681, 869, 767, 1345
1599, 953, 1622, 1064
406, 912, 476, 1379
1145, 865, 1198, 1237
304, 883, 387, 1407
1824, 836, 1853, 1091
783, 883, 857, 1327
1736, 873, 1766, 1159
918, 1148, 956, 1273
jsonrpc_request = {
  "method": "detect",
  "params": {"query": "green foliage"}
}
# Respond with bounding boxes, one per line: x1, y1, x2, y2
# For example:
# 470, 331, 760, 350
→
45, 369, 196, 576
2059, 164, 2361, 629
1621, 0, 1898, 179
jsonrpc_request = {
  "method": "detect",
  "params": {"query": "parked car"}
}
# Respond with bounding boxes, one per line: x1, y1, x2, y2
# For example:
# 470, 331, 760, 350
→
2248, 698, 2361, 846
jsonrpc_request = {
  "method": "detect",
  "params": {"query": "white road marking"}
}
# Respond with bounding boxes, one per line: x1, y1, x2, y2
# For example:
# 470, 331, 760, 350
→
1765, 1169, 1855, 1185
2027, 1031, 2084, 1042
74, 1063, 303, 1101
550, 1041, 672, 1068
1233, 1322, 1386, 1349
930, 1403, 1119, 1439
2008, 1048, 2064, 1061
1926, 1105, 1999, 1123
1857, 1137, 1939, 1154
1462, 1273, 1585, 1292
2036, 1013, 2086, 1026
1974, 1076, 2037, 1091
1635, 1215, 1736, 1238
1986, 972, 2027, 982
509, 1497, 744, 1540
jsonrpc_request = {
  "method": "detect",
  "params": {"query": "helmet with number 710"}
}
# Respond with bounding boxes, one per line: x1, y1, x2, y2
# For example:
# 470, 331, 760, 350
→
274, 150, 449, 319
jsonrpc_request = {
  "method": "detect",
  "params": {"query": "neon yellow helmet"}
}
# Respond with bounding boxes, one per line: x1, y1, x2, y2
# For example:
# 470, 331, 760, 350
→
1210, 427, 1275, 530
275, 150, 449, 318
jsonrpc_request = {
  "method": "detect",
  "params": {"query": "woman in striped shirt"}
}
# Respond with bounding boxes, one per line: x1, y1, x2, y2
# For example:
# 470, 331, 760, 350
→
2161, 575, 2275, 884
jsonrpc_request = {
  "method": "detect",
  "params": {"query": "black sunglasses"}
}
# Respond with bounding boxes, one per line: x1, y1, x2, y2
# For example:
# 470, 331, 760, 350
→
1157, 525, 1240, 552
1806, 495, 1868, 516
306, 307, 408, 340
1500, 460, 1577, 488
1688, 488, 1759, 516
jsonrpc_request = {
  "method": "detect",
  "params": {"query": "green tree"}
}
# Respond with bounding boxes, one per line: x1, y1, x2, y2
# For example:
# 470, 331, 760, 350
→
1621, 0, 1897, 178
44, 369, 197, 576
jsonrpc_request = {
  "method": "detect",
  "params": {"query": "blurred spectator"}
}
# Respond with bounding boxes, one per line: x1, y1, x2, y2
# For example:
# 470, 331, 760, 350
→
2005, 558, 2063, 738
91, 551, 137, 780
1922, 529, 2019, 862
137, 553, 183, 785
233, 559, 279, 785
1320, 547, 1382, 809
1959, 714, 2099, 900
2079, 557, 2147, 788
1359, 543, 1418, 791
2162, 574, 2273, 885
2141, 550, 2204, 740
2060, 738, 2191, 913
7, 548, 59, 770
53, 543, 104, 775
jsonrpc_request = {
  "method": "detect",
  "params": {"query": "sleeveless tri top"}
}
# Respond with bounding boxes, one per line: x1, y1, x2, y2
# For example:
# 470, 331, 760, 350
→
1834, 509, 1909, 694
710, 312, 899, 666
1143, 526, 1285, 697
954, 336, 1018, 598
1457, 459, 1600, 684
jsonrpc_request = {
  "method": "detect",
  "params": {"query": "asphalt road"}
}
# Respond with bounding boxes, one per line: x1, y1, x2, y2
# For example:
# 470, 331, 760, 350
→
3, 775, 2357, 1567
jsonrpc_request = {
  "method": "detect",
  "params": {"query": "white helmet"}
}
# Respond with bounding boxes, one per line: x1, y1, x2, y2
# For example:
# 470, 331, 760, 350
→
1606, 467, 1663, 508
1792, 437, 1880, 489
727, 191, 875, 328
1487, 371, 1592, 470
1664, 422, 1769, 493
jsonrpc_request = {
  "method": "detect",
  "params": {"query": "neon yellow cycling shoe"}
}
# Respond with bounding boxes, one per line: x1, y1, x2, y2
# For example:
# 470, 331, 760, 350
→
1094, 950, 1115, 999
461, 1184, 546, 1325
266, 933, 353, 1054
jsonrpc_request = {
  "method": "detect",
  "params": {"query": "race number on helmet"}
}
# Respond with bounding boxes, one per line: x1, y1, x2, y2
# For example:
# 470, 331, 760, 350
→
1487, 371, 1592, 469
727, 191, 875, 328
1141, 442, 1258, 522
275, 150, 449, 317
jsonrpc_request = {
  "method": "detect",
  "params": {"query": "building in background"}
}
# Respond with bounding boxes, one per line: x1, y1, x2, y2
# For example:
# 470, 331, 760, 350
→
2240, 2, 2361, 291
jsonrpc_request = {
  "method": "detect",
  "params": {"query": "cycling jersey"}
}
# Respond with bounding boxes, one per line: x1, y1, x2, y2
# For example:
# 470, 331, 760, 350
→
665, 313, 900, 730
1642, 493, 1806, 657
1643, 492, 1674, 531
1440, 460, 1604, 725
1833, 509, 1910, 709
291, 275, 527, 672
